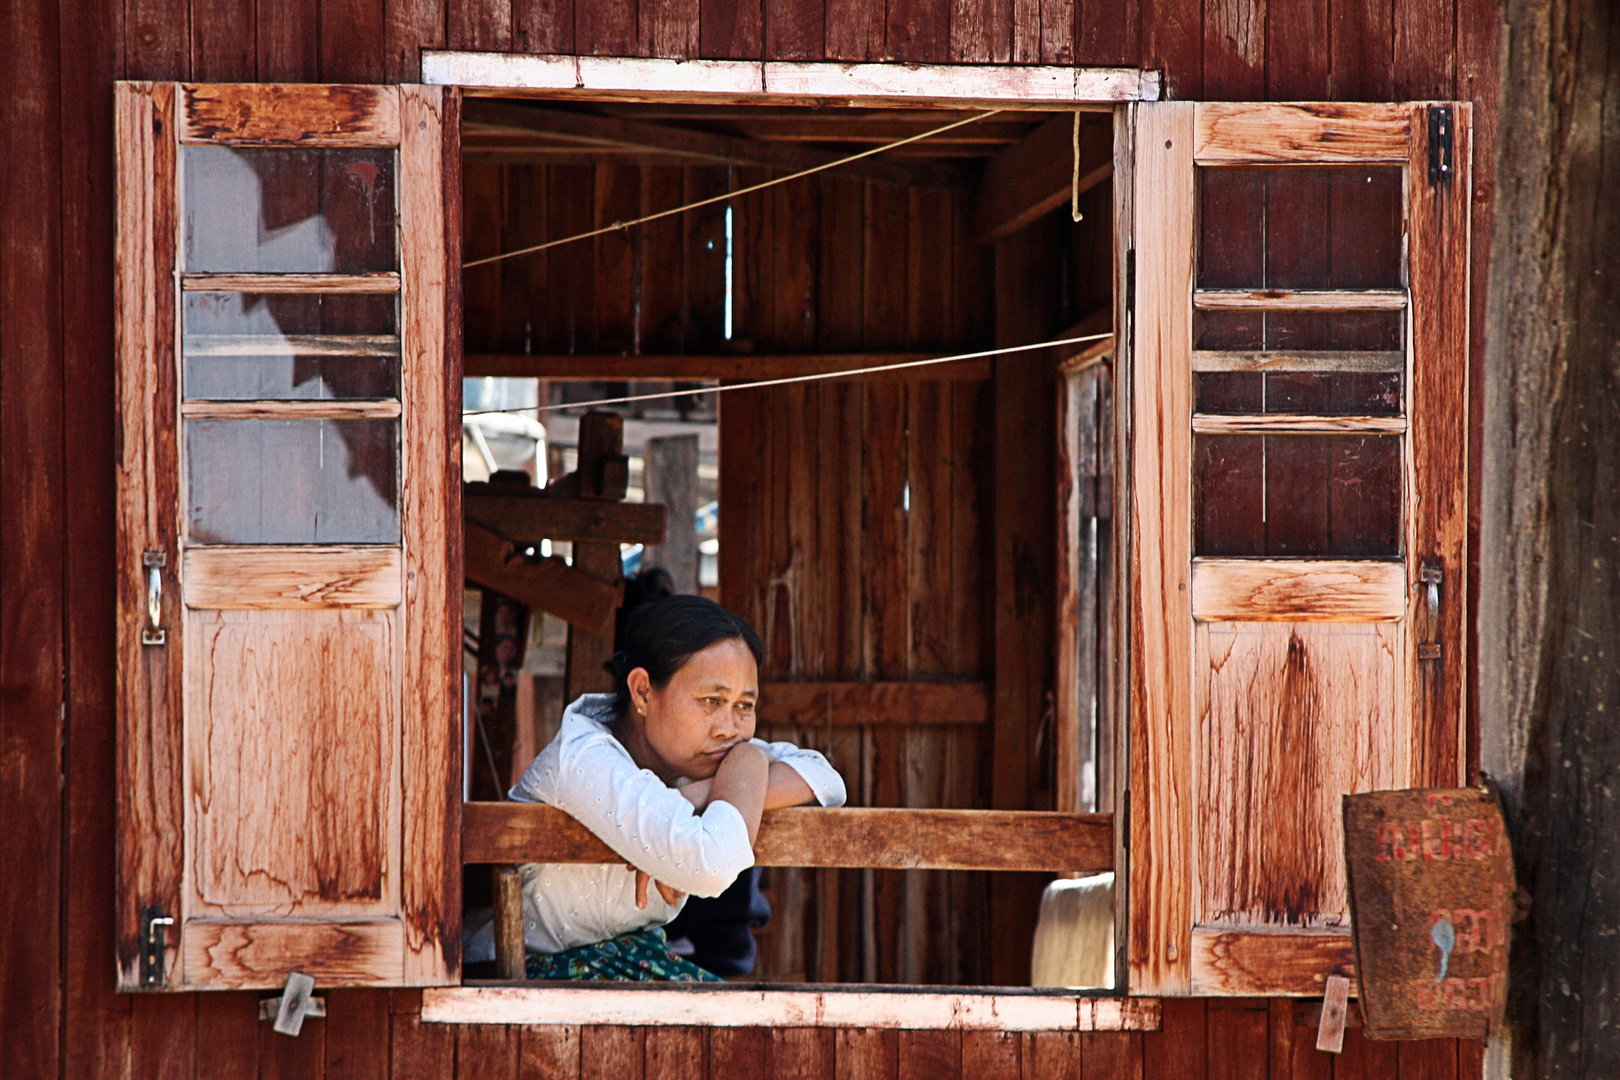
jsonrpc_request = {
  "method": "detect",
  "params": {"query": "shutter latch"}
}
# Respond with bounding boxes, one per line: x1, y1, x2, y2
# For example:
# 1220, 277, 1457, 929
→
1418, 563, 1444, 660
140, 906, 174, 987
1427, 106, 1455, 186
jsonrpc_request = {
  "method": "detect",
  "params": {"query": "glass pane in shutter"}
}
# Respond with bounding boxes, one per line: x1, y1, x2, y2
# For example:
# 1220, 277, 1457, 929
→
187, 419, 399, 544
184, 146, 397, 273
183, 292, 399, 400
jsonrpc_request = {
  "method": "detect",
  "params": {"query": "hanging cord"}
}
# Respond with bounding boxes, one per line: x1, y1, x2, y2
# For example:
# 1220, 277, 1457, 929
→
463, 109, 1005, 270
1071, 111, 1085, 223
462, 332, 1113, 418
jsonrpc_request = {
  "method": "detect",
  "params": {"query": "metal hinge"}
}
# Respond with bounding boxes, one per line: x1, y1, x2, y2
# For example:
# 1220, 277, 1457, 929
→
1428, 106, 1455, 186
140, 905, 174, 988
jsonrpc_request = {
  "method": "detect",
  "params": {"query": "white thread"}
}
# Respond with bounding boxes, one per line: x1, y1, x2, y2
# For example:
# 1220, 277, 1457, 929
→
462, 110, 1004, 270
460, 332, 1113, 417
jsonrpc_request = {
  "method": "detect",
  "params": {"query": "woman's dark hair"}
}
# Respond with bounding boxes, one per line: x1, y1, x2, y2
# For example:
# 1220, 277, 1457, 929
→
602, 594, 765, 718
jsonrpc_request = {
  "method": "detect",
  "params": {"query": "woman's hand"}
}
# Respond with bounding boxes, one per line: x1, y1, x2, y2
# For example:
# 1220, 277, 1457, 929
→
625, 864, 687, 909
709, 740, 771, 843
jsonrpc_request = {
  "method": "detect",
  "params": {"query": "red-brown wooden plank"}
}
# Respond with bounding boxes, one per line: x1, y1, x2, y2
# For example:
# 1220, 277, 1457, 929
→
1139, 0, 1201, 99
261, 1011, 328, 1080
701, 0, 763, 58
1141, 997, 1207, 1080
386, 0, 447, 81
514, 0, 577, 54
639, 165, 689, 353
646, 1026, 708, 1080
127, 0, 190, 78
256, 0, 317, 81
321, 0, 387, 80
583, 1026, 646, 1080
391, 1011, 456, 1080
579, 0, 642, 55
1029, 1031, 1082, 1080
194, 992, 259, 1080
961, 1031, 1021, 1080
1, 1, 65, 1073
766, 0, 826, 59
1077, 0, 1138, 65
642, 0, 701, 56
885, 0, 950, 64
827, 0, 886, 58
521, 1025, 583, 1080
192, 0, 256, 80
1396, 1040, 1460, 1080
460, 1024, 522, 1080
948, 0, 1011, 62
1265, 0, 1329, 99
129, 995, 197, 1080
450, 0, 514, 51
1329, 0, 1394, 100
1392, 0, 1455, 99
898, 1030, 961, 1080
1085, 1031, 1146, 1080
325, 989, 390, 1080
61, 0, 132, 1075
713, 1027, 773, 1079
771, 1028, 835, 1080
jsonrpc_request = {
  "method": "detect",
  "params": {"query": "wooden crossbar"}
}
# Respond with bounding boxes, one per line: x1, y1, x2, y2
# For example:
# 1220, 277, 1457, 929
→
463, 804, 1114, 873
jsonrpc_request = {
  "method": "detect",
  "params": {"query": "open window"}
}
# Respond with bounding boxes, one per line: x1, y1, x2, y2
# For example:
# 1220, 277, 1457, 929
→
115, 73, 1470, 1017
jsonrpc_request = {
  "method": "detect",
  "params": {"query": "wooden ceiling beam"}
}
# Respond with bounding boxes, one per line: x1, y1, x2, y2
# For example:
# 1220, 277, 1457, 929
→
465, 486, 669, 546
975, 114, 1113, 244
462, 100, 974, 190
464, 519, 623, 632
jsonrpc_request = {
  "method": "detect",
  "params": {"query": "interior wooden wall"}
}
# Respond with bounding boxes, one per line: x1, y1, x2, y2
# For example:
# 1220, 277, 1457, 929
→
0, 0, 1498, 1076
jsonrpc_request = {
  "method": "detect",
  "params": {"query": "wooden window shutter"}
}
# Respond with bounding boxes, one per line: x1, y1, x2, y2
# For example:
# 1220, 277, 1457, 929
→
114, 82, 463, 990
1125, 102, 1470, 996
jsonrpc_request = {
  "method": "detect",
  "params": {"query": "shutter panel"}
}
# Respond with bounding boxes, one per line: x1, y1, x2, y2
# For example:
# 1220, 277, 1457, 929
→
1126, 102, 1470, 995
115, 82, 462, 990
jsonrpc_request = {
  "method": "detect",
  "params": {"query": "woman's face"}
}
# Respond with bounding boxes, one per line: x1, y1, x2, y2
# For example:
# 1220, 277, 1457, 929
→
627, 637, 759, 782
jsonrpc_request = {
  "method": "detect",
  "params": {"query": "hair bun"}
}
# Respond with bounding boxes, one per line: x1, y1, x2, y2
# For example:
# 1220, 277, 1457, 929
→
603, 650, 630, 679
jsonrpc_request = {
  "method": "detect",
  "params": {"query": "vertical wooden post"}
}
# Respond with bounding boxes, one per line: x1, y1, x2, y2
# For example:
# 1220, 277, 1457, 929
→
642, 434, 700, 594
990, 216, 1064, 986
564, 413, 628, 701
492, 865, 525, 981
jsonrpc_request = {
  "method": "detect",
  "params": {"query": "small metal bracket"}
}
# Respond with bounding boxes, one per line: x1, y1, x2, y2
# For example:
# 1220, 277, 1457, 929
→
139, 906, 173, 988
260, 990, 325, 1024
272, 972, 319, 1036
1427, 106, 1455, 186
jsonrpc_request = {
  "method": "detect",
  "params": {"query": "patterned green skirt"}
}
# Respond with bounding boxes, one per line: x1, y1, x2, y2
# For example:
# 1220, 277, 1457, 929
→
526, 927, 723, 982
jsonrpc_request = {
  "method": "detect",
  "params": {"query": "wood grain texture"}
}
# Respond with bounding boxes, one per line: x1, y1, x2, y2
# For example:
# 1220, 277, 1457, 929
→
975, 114, 1112, 244
182, 546, 402, 608
465, 489, 669, 545
1190, 560, 1406, 621
464, 519, 622, 631
182, 919, 406, 987
423, 988, 1162, 1030
758, 681, 990, 726
398, 83, 461, 985
463, 803, 1113, 872
1127, 101, 1195, 996
180, 83, 400, 145
1406, 103, 1471, 788
1189, 414, 1407, 435
181, 271, 401, 292
185, 610, 397, 915
115, 79, 184, 989
177, 399, 402, 419
1194, 103, 1410, 164
1196, 623, 1400, 929
1189, 929, 1355, 997
1192, 289, 1407, 311
1190, 350, 1405, 373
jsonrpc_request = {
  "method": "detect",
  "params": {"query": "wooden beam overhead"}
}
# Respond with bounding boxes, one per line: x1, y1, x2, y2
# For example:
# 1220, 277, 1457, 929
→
758, 680, 990, 726
975, 115, 1113, 244
462, 803, 1115, 873
464, 519, 622, 632
465, 486, 669, 546
464, 352, 992, 381
462, 100, 974, 190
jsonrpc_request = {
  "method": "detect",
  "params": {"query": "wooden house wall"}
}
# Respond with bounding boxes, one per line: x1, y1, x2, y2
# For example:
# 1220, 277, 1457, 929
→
0, 0, 1497, 1076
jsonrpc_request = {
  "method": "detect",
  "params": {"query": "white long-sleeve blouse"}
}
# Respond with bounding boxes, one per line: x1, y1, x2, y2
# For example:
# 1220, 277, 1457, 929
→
501, 693, 847, 955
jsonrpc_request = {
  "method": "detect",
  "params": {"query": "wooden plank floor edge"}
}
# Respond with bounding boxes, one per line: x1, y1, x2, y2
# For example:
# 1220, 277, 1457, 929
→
420, 987, 1162, 1031
462, 804, 1114, 872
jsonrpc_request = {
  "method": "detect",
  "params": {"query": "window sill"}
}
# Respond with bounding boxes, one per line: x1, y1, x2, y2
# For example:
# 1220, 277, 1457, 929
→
422, 985, 1160, 1031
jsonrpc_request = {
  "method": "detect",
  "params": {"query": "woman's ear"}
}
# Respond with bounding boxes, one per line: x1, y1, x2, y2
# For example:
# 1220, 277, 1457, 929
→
625, 667, 654, 716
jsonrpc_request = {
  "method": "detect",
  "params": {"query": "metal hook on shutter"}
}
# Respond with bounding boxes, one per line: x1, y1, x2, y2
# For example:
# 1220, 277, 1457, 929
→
143, 550, 167, 646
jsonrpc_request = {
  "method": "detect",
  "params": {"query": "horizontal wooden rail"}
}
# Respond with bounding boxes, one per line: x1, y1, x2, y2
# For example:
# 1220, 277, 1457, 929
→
179, 399, 401, 420
1190, 413, 1407, 435
464, 487, 669, 546
1193, 289, 1406, 312
1191, 350, 1405, 373
758, 680, 989, 726
464, 352, 991, 382
183, 333, 400, 357
463, 803, 1114, 873
182, 272, 401, 293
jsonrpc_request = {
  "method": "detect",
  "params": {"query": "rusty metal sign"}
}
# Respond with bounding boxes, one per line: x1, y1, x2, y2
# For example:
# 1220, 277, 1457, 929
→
1344, 786, 1514, 1040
